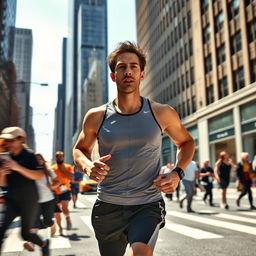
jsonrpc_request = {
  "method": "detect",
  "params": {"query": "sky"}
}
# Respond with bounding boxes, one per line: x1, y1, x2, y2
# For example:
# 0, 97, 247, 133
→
15, 0, 137, 161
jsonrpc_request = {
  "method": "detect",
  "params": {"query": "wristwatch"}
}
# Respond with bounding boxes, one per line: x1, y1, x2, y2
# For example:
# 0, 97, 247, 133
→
172, 167, 185, 180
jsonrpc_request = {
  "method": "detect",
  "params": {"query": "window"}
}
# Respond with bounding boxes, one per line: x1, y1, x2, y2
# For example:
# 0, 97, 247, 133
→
190, 67, 195, 84
217, 44, 226, 65
247, 19, 256, 43
206, 85, 214, 105
187, 99, 191, 115
205, 54, 212, 73
250, 59, 256, 83
215, 12, 224, 32
201, 0, 209, 14
189, 39, 193, 56
192, 96, 197, 113
218, 76, 228, 99
245, 0, 254, 6
231, 31, 242, 55
228, 0, 239, 20
203, 25, 211, 43
233, 67, 245, 92
187, 11, 191, 29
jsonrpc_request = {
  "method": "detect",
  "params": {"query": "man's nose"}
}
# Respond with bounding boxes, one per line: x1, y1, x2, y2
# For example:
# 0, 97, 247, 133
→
124, 67, 132, 76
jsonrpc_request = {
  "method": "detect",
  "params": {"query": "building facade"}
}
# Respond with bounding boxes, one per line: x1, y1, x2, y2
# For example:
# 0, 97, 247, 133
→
136, 0, 256, 166
13, 28, 33, 132
0, 0, 19, 130
64, 0, 108, 163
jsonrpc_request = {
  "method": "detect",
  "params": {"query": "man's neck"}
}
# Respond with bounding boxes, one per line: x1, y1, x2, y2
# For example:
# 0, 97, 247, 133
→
114, 94, 142, 114
12, 146, 23, 156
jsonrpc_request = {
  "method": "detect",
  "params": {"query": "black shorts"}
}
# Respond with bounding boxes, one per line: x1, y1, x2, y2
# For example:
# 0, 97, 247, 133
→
57, 191, 71, 201
219, 178, 230, 189
71, 187, 79, 195
91, 199, 166, 256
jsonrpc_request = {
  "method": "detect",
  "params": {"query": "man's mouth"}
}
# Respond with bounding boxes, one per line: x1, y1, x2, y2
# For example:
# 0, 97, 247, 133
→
123, 77, 134, 83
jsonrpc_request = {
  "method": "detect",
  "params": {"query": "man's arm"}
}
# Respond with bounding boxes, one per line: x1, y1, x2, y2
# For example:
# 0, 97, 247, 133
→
152, 102, 195, 169
2, 160, 44, 180
151, 101, 195, 194
73, 106, 111, 182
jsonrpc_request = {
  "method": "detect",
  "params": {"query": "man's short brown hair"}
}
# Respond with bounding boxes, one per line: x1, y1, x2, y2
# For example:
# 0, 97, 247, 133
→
107, 41, 146, 73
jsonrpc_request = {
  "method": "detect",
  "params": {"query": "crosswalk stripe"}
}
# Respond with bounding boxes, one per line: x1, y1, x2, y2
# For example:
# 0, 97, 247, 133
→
2, 227, 24, 252
80, 216, 94, 233
239, 211, 256, 217
167, 211, 256, 236
49, 236, 71, 249
214, 213, 256, 224
76, 200, 86, 208
85, 197, 97, 204
164, 220, 223, 239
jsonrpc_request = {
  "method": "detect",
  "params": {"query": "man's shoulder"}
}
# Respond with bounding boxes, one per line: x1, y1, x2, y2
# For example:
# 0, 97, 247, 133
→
87, 104, 108, 116
149, 99, 177, 116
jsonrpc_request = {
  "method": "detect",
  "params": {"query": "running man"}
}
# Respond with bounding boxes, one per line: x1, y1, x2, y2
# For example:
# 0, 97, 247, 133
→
73, 41, 195, 256
51, 151, 73, 233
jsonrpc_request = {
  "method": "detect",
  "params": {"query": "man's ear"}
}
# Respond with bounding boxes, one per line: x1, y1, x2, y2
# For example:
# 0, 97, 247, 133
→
110, 73, 115, 82
140, 71, 144, 80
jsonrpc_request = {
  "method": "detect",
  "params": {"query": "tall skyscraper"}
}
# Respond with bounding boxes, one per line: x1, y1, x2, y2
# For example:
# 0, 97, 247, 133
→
0, 0, 19, 130
13, 28, 33, 132
136, 0, 256, 165
64, 0, 108, 163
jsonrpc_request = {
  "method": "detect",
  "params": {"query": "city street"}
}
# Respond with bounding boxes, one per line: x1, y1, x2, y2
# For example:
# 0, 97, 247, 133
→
1, 186, 256, 256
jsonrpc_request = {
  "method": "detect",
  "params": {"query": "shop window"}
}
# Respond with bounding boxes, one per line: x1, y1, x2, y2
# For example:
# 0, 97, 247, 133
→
218, 76, 228, 99
217, 43, 226, 65
228, 0, 239, 20
203, 25, 211, 44
240, 100, 256, 122
205, 54, 212, 73
231, 31, 242, 55
250, 59, 256, 83
233, 67, 245, 92
215, 12, 224, 33
247, 19, 256, 44
208, 111, 234, 133
206, 84, 214, 105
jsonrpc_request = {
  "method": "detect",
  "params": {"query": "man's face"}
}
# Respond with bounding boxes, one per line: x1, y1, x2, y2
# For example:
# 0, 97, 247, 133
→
110, 52, 144, 94
5, 137, 23, 154
56, 153, 64, 164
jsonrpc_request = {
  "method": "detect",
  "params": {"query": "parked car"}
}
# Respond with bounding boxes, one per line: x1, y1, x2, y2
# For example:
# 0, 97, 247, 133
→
79, 175, 98, 193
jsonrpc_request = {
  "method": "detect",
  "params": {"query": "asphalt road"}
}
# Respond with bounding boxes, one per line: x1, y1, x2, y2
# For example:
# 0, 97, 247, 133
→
1, 186, 256, 256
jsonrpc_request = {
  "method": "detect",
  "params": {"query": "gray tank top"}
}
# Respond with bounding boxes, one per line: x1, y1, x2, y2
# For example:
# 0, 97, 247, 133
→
97, 97, 163, 205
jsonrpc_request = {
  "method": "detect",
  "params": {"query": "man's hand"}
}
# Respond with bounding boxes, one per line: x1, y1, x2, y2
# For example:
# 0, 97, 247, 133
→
87, 154, 111, 183
2, 159, 20, 172
153, 171, 180, 194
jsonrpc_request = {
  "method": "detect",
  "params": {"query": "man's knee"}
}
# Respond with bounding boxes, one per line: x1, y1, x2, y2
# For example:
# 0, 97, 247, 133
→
129, 242, 153, 256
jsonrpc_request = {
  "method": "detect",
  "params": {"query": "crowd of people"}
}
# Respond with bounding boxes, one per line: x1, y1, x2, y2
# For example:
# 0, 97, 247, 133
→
162, 151, 256, 213
0, 127, 81, 256
0, 41, 255, 256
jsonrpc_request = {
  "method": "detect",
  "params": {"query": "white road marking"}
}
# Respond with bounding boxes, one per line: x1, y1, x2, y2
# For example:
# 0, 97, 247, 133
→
80, 216, 94, 233
239, 211, 256, 217
2, 227, 24, 252
167, 211, 256, 236
76, 200, 86, 208
50, 236, 71, 249
164, 220, 223, 239
214, 213, 256, 224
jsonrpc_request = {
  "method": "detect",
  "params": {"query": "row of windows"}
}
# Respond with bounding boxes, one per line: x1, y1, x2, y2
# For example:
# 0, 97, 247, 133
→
155, 89, 197, 119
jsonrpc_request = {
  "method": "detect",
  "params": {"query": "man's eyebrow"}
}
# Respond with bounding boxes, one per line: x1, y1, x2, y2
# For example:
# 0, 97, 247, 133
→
116, 62, 139, 66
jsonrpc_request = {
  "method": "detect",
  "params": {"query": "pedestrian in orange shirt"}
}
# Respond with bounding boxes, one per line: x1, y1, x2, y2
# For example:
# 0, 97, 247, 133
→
51, 151, 74, 235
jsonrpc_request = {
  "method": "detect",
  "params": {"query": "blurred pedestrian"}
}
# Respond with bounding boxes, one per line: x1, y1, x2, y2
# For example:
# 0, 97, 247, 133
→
179, 160, 199, 212
200, 160, 215, 206
236, 152, 255, 210
160, 163, 174, 200
0, 127, 50, 256
73, 41, 195, 256
23, 153, 59, 251
71, 165, 83, 208
214, 151, 236, 209
51, 151, 73, 233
